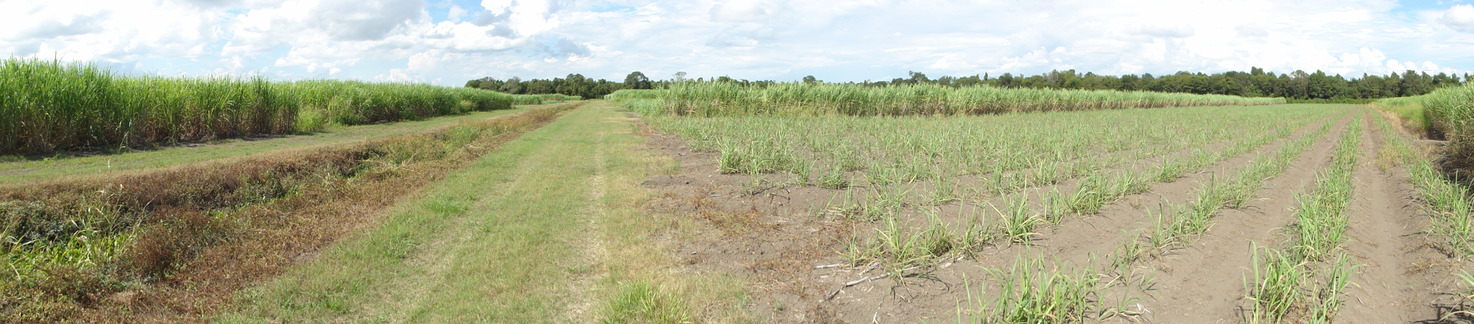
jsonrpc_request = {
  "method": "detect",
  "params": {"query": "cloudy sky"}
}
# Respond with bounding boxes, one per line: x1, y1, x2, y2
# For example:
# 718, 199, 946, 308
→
2, 0, 1472, 86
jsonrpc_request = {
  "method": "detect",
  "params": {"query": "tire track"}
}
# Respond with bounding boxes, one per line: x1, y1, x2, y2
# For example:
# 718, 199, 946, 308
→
1339, 107, 1448, 322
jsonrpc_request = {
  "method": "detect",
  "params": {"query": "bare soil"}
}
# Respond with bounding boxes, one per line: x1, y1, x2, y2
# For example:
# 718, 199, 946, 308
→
639, 106, 1474, 323
1339, 109, 1464, 323
1134, 109, 1354, 322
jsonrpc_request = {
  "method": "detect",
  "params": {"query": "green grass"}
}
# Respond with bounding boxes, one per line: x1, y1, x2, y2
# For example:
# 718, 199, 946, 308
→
971, 256, 1102, 322
601, 281, 691, 324
0, 58, 553, 155
1246, 244, 1306, 323
223, 106, 595, 321
1372, 96, 1430, 134
223, 101, 734, 322
992, 193, 1042, 244
0, 103, 579, 321
0, 105, 549, 184
1377, 84, 1474, 157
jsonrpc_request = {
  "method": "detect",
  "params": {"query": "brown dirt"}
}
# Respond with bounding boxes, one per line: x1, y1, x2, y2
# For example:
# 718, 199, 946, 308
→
1128, 108, 1354, 322
816, 107, 1348, 323
639, 104, 1474, 323
637, 107, 1437, 322
641, 128, 850, 322
1339, 109, 1466, 323
993, 108, 1343, 264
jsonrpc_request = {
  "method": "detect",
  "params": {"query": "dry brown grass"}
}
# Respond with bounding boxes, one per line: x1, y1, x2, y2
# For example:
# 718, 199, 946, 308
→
0, 102, 582, 322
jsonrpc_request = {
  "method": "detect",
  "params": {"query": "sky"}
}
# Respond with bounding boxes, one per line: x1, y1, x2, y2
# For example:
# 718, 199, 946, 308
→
2, 0, 1473, 86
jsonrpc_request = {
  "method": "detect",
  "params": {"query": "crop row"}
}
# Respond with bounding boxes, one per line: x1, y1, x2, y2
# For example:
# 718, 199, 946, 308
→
646, 105, 1330, 187
0, 58, 556, 155
625, 100, 1343, 281
988, 111, 1330, 242
964, 108, 1348, 321
614, 89, 1345, 320
617, 94, 1347, 320
1235, 110, 1360, 323
1132, 111, 1338, 258
611, 82, 1286, 117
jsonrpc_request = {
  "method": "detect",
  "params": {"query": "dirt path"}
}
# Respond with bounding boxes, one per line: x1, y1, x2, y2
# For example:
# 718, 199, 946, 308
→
1339, 108, 1455, 323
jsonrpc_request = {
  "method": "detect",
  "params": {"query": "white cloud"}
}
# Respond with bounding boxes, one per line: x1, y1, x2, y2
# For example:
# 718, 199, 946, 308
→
0, 0, 1467, 86
312, 0, 423, 41
482, 0, 512, 15
448, 5, 467, 22
505, 0, 557, 36
1444, 4, 1474, 32
1133, 24, 1195, 39
710, 0, 773, 22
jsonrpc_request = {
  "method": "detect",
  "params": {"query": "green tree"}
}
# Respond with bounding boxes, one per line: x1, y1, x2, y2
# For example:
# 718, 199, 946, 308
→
623, 71, 651, 89
502, 77, 523, 94
908, 71, 930, 84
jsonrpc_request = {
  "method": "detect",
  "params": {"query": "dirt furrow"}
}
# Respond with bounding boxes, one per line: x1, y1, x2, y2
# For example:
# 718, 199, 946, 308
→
1338, 108, 1447, 322
816, 110, 1352, 323
904, 108, 1337, 232
1009, 111, 1343, 264
947, 110, 1327, 198
1137, 108, 1356, 322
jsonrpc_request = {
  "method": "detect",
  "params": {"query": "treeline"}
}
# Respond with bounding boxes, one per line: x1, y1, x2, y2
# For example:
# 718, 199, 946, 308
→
465, 71, 657, 99
472, 68, 1467, 102
862, 68, 1467, 101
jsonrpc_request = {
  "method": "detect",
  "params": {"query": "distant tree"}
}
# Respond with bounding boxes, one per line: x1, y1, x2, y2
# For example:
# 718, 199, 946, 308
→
1119, 74, 1140, 91
908, 71, 930, 84
473, 77, 498, 91
956, 75, 982, 87
470, 67, 1452, 103
623, 71, 651, 89
502, 77, 523, 94
996, 73, 1015, 88
936, 75, 956, 86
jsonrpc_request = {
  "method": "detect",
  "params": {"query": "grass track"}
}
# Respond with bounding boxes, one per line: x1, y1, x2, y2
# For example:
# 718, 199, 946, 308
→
222, 101, 724, 322
0, 105, 557, 184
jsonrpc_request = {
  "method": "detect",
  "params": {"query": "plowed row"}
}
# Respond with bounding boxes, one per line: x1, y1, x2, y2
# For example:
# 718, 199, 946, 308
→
637, 104, 1473, 323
